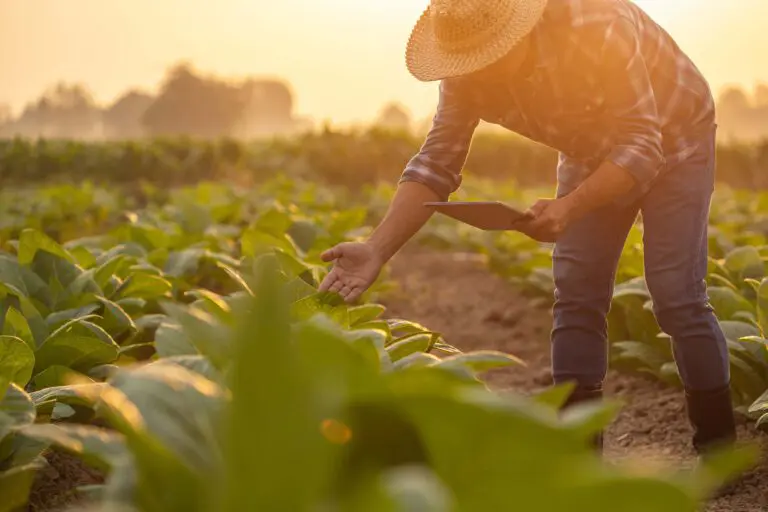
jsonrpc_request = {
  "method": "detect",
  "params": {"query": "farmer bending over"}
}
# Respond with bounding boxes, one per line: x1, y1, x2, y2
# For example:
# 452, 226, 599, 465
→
319, 0, 736, 459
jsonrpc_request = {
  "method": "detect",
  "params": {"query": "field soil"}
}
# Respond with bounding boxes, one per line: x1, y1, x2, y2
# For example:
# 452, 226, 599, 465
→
381, 247, 768, 512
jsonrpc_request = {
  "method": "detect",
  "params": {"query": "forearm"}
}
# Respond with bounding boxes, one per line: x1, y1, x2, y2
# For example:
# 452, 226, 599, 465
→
366, 181, 440, 262
561, 159, 637, 220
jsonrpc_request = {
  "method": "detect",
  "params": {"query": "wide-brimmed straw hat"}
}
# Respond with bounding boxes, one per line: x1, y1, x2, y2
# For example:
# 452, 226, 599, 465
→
405, 0, 548, 82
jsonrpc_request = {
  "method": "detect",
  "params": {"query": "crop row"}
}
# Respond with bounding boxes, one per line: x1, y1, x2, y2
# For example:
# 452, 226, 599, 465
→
1, 131, 768, 190
0, 177, 751, 511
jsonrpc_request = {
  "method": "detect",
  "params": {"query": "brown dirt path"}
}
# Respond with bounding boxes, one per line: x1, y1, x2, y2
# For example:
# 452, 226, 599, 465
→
380, 248, 768, 512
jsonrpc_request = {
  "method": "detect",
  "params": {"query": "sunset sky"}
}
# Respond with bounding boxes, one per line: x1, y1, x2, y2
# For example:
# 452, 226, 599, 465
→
3, 1, 768, 126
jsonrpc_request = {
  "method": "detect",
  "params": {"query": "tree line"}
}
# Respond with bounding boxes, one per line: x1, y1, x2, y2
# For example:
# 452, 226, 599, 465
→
0, 62, 310, 141
1, 62, 767, 143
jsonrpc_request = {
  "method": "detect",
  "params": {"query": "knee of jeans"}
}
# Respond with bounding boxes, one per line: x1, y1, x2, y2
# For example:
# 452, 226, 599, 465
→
553, 256, 614, 326
646, 270, 711, 335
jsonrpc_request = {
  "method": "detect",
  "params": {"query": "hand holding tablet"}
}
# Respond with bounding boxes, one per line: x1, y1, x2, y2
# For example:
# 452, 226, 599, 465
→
424, 201, 534, 231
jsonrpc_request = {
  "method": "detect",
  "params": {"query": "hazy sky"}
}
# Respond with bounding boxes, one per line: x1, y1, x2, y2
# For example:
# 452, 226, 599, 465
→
3, 1, 768, 125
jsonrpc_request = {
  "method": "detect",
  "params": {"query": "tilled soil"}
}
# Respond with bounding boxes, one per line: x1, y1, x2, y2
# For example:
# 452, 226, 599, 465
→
27, 450, 103, 511
381, 248, 768, 512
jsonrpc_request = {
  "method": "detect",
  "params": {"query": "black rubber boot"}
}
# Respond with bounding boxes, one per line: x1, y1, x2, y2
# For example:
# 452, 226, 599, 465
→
560, 384, 604, 453
684, 383, 737, 456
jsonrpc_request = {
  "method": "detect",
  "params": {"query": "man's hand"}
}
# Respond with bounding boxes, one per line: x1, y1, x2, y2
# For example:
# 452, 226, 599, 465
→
512, 197, 577, 243
318, 242, 384, 303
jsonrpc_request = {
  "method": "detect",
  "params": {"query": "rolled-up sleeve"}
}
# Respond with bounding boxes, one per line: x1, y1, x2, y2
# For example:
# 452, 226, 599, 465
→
399, 79, 479, 200
599, 16, 664, 187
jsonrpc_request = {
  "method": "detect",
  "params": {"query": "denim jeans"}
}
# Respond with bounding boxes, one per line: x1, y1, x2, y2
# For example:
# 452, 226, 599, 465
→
551, 127, 730, 392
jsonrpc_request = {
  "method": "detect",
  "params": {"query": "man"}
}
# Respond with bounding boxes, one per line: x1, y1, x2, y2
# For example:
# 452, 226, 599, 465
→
319, 0, 736, 459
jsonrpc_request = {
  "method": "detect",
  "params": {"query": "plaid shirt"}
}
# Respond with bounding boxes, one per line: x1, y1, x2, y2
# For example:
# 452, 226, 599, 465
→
400, 0, 716, 203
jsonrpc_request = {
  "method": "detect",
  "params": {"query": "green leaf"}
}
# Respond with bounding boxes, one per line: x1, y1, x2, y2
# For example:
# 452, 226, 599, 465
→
154, 320, 197, 358
0, 336, 35, 391
0, 384, 36, 441
164, 248, 206, 278
386, 334, 434, 362
2, 307, 33, 349
114, 273, 172, 301
434, 351, 525, 374
32, 365, 90, 390
532, 382, 576, 409
724, 246, 765, 282
0, 460, 46, 512
707, 287, 753, 320
30, 383, 105, 412
349, 304, 387, 326
95, 296, 137, 338
719, 320, 761, 342
392, 352, 442, 371
34, 320, 119, 375
757, 278, 768, 334
17, 228, 74, 265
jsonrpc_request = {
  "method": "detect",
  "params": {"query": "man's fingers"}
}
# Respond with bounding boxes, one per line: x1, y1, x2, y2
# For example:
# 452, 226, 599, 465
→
318, 268, 339, 292
328, 279, 344, 294
345, 287, 363, 303
320, 246, 341, 262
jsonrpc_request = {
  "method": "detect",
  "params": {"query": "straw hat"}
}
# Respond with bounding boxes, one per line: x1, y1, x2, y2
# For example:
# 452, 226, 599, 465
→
405, 0, 548, 82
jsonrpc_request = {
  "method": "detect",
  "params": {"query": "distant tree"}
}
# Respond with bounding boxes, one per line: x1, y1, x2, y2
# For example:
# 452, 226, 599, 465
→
103, 90, 154, 139
374, 102, 412, 132
142, 63, 298, 139
10, 82, 101, 139
754, 83, 768, 108
0, 103, 10, 124
234, 79, 297, 137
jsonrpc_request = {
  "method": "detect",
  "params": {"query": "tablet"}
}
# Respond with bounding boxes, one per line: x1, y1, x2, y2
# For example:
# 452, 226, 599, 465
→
424, 201, 532, 231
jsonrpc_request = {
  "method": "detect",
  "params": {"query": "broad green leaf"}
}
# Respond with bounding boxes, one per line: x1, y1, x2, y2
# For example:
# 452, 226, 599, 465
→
708, 287, 753, 320
95, 296, 137, 338
287, 220, 319, 253
32, 365, 90, 390
149, 355, 223, 384
30, 383, 105, 412
386, 319, 432, 341
0, 384, 36, 441
433, 351, 525, 374
114, 273, 172, 301
720, 320, 761, 342
386, 334, 434, 362
531, 382, 576, 409
69, 245, 98, 268
2, 308, 33, 349
0, 336, 35, 391
34, 320, 119, 375
160, 302, 231, 369
214, 261, 253, 296
0, 256, 47, 300
757, 278, 768, 334
45, 303, 100, 329
17, 228, 74, 265
119, 343, 155, 359
164, 248, 206, 278
611, 341, 669, 374
0, 460, 46, 512
724, 246, 764, 282
108, 363, 227, 475
392, 352, 441, 371
349, 304, 387, 326
154, 320, 197, 358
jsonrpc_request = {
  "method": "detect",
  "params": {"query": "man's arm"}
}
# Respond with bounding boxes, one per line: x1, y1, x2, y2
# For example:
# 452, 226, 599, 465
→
367, 80, 480, 262
560, 16, 664, 221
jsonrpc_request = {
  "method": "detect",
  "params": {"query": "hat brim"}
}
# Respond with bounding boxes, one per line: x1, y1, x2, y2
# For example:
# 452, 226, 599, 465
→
405, 0, 548, 82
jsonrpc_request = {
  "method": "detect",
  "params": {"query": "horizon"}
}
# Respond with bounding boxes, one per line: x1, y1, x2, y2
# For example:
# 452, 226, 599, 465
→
3, 1, 768, 126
